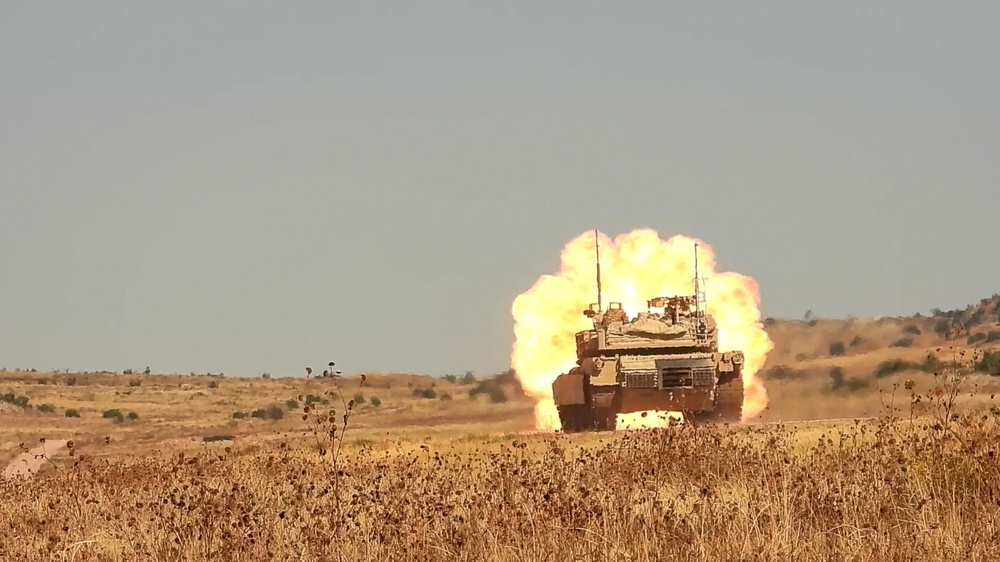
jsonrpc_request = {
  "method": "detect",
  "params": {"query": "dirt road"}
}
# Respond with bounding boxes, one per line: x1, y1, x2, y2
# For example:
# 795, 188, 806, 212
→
2, 439, 69, 480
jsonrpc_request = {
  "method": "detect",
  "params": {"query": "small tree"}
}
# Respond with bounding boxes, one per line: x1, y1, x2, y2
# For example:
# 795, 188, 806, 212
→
829, 367, 846, 391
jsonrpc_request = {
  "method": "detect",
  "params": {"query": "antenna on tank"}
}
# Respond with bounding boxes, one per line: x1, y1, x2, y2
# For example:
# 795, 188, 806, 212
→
595, 229, 603, 311
693, 242, 704, 316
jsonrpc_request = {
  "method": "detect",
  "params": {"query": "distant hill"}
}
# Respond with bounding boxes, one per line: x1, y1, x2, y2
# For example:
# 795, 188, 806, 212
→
2, 294, 998, 413
761, 293, 1000, 376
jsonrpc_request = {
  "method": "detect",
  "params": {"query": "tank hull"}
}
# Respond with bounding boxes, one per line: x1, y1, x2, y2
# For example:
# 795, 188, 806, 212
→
552, 351, 745, 432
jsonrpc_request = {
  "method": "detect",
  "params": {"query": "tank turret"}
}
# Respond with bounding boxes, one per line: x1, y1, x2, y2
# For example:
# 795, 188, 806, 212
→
551, 236, 745, 431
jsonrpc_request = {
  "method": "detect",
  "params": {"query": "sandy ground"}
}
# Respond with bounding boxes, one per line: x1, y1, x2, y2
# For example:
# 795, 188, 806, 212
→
2, 439, 69, 480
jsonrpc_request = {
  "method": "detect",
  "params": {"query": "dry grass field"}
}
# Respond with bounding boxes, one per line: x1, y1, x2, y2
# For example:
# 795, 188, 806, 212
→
0, 370, 533, 467
2, 295, 1000, 560
2, 400, 999, 560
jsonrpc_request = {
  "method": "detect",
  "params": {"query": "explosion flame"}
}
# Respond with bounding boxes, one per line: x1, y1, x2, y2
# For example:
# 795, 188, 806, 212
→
510, 228, 773, 430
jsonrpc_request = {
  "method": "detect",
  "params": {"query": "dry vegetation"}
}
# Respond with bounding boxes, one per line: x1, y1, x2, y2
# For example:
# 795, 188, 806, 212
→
3, 295, 1000, 560
2, 365, 1000, 560
756, 294, 1000, 421
0, 370, 531, 466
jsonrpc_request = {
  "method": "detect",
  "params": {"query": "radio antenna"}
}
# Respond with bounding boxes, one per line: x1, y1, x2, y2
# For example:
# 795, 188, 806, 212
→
693, 242, 702, 316
595, 229, 602, 311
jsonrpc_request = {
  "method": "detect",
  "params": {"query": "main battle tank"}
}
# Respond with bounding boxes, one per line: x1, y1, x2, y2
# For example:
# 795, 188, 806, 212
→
551, 242, 745, 431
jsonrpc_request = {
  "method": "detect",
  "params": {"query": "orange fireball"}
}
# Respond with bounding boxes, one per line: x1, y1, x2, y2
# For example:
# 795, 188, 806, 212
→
510, 228, 773, 430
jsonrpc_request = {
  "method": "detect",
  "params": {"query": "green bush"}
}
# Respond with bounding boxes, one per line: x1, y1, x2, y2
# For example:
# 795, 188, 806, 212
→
232, 411, 247, 419
127, 411, 139, 420
369, 396, 382, 407
891, 337, 914, 348
251, 405, 285, 420
467, 380, 508, 403
846, 377, 870, 391
1, 393, 30, 408
968, 333, 987, 345
439, 392, 452, 401
829, 367, 846, 391
65, 409, 80, 418
975, 351, 1000, 376
37, 403, 56, 414
903, 324, 922, 335
874, 359, 922, 378
849, 335, 864, 347
353, 392, 365, 405
765, 365, 804, 381
103, 409, 124, 422
828, 341, 846, 356
285, 399, 299, 410
414, 388, 437, 399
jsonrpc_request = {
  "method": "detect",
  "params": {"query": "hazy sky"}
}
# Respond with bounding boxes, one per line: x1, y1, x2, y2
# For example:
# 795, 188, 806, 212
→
2, 2, 997, 377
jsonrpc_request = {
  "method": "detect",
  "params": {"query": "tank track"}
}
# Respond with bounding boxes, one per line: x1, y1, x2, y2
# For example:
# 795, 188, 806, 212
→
557, 405, 590, 432
557, 404, 617, 432
688, 371, 743, 424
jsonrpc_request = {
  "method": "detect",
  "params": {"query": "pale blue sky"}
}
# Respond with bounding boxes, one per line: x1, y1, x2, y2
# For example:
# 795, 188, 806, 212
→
2, 2, 997, 377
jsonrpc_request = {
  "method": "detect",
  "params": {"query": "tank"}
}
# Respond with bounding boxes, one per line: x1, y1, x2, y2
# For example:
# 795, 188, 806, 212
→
551, 239, 745, 431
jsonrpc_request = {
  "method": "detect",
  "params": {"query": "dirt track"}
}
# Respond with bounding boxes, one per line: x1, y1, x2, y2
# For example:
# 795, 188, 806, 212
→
2, 439, 69, 480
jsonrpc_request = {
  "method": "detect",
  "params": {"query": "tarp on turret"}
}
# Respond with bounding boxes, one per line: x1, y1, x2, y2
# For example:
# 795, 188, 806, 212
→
620, 316, 689, 339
